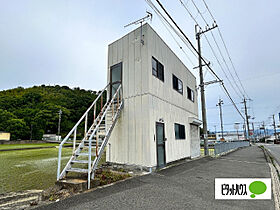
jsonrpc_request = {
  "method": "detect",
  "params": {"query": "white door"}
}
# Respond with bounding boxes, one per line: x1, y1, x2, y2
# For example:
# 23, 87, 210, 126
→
190, 124, 200, 158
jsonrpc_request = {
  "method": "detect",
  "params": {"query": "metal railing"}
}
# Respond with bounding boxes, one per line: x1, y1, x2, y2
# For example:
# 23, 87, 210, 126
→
214, 140, 249, 156
57, 84, 109, 180
57, 83, 123, 183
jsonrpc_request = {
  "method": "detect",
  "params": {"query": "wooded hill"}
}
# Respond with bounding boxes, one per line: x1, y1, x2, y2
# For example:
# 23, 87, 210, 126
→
0, 85, 101, 140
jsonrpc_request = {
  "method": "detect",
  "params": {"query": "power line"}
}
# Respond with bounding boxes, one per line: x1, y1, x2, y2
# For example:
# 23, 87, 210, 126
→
150, 2, 196, 66
179, 0, 242, 99
146, 0, 245, 120
146, 0, 213, 69
201, 0, 250, 99
146, 0, 198, 57
182, 0, 244, 99
207, 102, 243, 109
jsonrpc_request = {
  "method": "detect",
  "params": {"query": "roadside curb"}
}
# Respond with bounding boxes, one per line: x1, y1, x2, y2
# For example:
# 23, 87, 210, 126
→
260, 146, 280, 210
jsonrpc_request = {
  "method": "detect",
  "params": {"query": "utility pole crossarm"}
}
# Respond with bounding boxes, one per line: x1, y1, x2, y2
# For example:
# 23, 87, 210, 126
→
203, 80, 223, 86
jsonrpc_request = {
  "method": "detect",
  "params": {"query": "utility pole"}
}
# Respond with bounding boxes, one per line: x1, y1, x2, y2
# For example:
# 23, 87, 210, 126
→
242, 98, 250, 142
234, 122, 240, 140
273, 114, 277, 140
58, 109, 62, 140
216, 98, 224, 140
195, 23, 217, 156
251, 122, 255, 143
243, 121, 247, 140
262, 121, 266, 139
30, 124, 33, 141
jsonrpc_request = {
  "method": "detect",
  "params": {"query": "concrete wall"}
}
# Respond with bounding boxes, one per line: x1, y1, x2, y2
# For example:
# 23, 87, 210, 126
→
106, 24, 200, 167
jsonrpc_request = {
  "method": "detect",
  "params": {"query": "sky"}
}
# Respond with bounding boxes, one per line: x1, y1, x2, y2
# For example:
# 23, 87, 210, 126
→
0, 0, 280, 132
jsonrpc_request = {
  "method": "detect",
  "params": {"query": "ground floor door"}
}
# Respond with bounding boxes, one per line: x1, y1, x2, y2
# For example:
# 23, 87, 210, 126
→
190, 124, 200, 158
156, 122, 166, 168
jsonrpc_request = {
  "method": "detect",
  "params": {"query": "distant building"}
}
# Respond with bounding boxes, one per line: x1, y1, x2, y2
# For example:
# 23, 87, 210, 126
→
208, 133, 217, 140
42, 134, 61, 141
216, 131, 245, 141
0, 132, 11, 141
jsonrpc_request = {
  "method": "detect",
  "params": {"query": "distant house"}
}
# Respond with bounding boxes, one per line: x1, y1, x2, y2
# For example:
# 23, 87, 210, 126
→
0, 132, 11, 141
42, 134, 61, 141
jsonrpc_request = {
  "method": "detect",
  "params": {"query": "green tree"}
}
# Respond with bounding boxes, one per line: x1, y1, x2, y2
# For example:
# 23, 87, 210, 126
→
6, 119, 29, 140
0, 85, 98, 140
0, 109, 16, 130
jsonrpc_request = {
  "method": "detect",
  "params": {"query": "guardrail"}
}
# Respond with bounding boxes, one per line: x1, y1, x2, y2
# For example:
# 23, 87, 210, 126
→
214, 140, 250, 156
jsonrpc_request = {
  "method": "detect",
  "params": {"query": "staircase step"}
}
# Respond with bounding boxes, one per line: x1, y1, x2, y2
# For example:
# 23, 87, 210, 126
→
71, 160, 93, 164
87, 134, 106, 138
83, 144, 102, 148
67, 168, 88, 173
84, 139, 104, 143
76, 152, 96, 156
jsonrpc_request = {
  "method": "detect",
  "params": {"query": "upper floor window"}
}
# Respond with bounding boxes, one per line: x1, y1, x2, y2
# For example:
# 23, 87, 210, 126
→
173, 74, 183, 94
187, 87, 194, 102
152, 57, 164, 82
175, 123, 186, 139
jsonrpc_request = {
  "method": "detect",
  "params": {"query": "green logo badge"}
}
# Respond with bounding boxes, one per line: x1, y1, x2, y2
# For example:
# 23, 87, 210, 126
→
249, 181, 267, 198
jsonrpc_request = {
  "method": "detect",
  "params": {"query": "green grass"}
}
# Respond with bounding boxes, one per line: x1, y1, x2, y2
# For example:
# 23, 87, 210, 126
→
0, 143, 73, 150
0, 147, 73, 193
0, 143, 59, 150
0, 146, 107, 194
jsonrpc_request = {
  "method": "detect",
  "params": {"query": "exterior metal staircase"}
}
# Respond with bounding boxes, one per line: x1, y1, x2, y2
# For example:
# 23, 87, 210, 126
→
57, 84, 123, 189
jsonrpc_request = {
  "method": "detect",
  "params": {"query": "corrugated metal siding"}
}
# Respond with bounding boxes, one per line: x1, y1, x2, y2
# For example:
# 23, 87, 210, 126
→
107, 24, 199, 167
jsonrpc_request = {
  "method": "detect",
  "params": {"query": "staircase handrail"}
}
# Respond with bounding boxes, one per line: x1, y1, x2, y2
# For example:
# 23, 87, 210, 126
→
59, 83, 110, 146
57, 83, 109, 180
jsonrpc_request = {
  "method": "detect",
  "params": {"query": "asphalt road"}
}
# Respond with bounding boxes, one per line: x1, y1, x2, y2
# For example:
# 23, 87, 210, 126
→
36, 146, 274, 210
263, 143, 280, 165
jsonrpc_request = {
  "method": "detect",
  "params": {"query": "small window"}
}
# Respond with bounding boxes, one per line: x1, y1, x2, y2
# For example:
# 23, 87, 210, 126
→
187, 87, 194, 102
172, 75, 183, 94
152, 57, 164, 82
174, 123, 186, 139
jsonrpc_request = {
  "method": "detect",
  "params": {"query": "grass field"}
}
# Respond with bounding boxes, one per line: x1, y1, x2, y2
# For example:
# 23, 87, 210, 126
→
0, 144, 106, 194
0, 143, 61, 150
0, 147, 73, 193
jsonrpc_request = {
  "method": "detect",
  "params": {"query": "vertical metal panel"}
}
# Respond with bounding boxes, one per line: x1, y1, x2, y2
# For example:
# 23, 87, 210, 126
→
128, 31, 135, 98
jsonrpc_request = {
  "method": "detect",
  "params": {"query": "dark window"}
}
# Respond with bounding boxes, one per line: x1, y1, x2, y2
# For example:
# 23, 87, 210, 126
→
174, 123, 186, 139
152, 57, 164, 82
172, 74, 183, 94
187, 87, 194, 102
